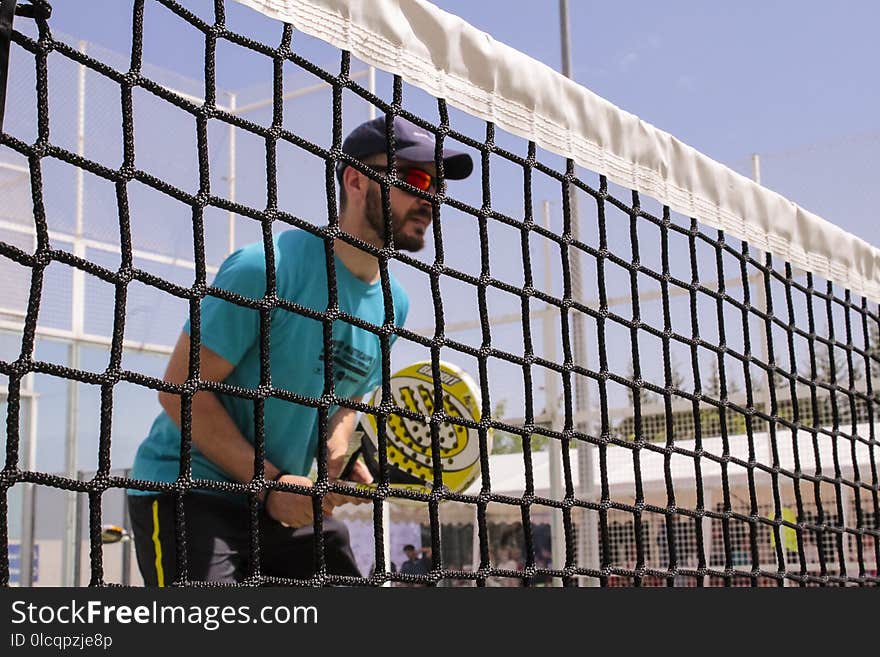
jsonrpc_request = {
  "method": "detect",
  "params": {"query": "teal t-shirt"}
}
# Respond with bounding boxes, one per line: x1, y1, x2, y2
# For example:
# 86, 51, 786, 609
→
129, 228, 408, 492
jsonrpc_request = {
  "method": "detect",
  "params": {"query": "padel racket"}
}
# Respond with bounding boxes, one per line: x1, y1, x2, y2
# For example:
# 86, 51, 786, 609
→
340, 360, 490, 501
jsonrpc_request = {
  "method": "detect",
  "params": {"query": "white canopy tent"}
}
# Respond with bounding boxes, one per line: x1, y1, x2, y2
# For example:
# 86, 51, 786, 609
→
335, 422, 876, 526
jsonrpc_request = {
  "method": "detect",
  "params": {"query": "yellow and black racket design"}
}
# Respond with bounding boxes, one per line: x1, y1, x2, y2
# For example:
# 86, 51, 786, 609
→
340, 360, 491, 501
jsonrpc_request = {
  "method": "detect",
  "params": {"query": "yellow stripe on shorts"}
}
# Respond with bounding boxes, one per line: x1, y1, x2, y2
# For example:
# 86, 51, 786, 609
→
151, 499, 165, 587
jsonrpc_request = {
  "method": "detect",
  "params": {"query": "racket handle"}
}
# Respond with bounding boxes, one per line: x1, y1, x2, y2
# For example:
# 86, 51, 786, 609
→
340, 447, 362, 481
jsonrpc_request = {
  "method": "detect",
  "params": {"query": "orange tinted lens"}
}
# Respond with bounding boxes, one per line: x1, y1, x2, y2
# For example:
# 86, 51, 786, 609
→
403, 168, 433, 191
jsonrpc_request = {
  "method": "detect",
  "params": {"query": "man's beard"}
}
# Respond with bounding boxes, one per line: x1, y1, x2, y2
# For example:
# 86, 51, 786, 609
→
364, 185, 430, 252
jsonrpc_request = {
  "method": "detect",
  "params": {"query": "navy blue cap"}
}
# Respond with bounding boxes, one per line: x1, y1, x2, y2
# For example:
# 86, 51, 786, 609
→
337, 115, 473, 182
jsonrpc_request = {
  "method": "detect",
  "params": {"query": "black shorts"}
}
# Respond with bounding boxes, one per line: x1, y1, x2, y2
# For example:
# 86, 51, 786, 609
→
126, 492, 361, 586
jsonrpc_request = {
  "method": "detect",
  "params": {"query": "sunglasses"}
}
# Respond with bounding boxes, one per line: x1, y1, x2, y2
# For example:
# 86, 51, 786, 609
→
370, 165, 436, 193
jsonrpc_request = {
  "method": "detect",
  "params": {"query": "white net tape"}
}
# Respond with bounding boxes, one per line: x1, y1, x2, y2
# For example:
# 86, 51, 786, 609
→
236, 0, 880, 302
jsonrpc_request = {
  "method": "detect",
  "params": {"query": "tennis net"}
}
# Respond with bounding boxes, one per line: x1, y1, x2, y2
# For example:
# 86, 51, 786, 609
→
0, 0, 877, 587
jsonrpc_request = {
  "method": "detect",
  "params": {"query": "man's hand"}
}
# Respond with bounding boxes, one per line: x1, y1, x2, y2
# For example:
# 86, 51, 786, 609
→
344, 457, 374, 485
265, 474, 334, 528
325, 456, 374, 509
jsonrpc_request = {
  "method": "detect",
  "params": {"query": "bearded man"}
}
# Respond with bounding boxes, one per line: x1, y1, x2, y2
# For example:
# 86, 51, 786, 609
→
126, 116, 472, 585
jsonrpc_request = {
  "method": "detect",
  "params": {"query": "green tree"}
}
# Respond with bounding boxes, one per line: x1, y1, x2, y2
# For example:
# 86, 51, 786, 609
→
868, 319, 880, 406
490, 399, 519, 454
868, 319, 880, 361
626, 363, 655, 407
490, 398, 570, 454
703, 359, 741, 399
815, 344, 862, 385
668, 353, 686, 392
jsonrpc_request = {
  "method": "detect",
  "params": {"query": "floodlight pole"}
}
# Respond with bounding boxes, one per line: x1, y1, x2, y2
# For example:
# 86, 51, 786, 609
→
543, 201, 565, 586
559, 0, 598, 585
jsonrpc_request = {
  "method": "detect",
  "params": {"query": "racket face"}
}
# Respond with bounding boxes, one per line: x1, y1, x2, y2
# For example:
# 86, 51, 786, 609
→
361, 361, 491, 497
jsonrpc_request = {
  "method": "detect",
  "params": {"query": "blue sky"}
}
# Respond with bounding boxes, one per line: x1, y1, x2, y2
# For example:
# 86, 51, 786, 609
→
3, 0, 878, 473
442, 1, 880, 165
39, 0, 879, 230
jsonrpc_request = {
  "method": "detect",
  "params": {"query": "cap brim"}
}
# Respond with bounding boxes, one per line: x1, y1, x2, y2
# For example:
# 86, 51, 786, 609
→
335, 146, 474, 182
396, 145, 474, 180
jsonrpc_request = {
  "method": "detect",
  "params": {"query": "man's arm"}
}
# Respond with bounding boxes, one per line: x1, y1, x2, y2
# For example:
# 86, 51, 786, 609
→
322, 402, 374, 508
324, 404, 366, 480
159, 331, 319, 527
158, 331, 283, 486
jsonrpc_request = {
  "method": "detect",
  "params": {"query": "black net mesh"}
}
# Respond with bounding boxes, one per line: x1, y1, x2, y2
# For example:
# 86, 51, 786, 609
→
0, 0, 878, 588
